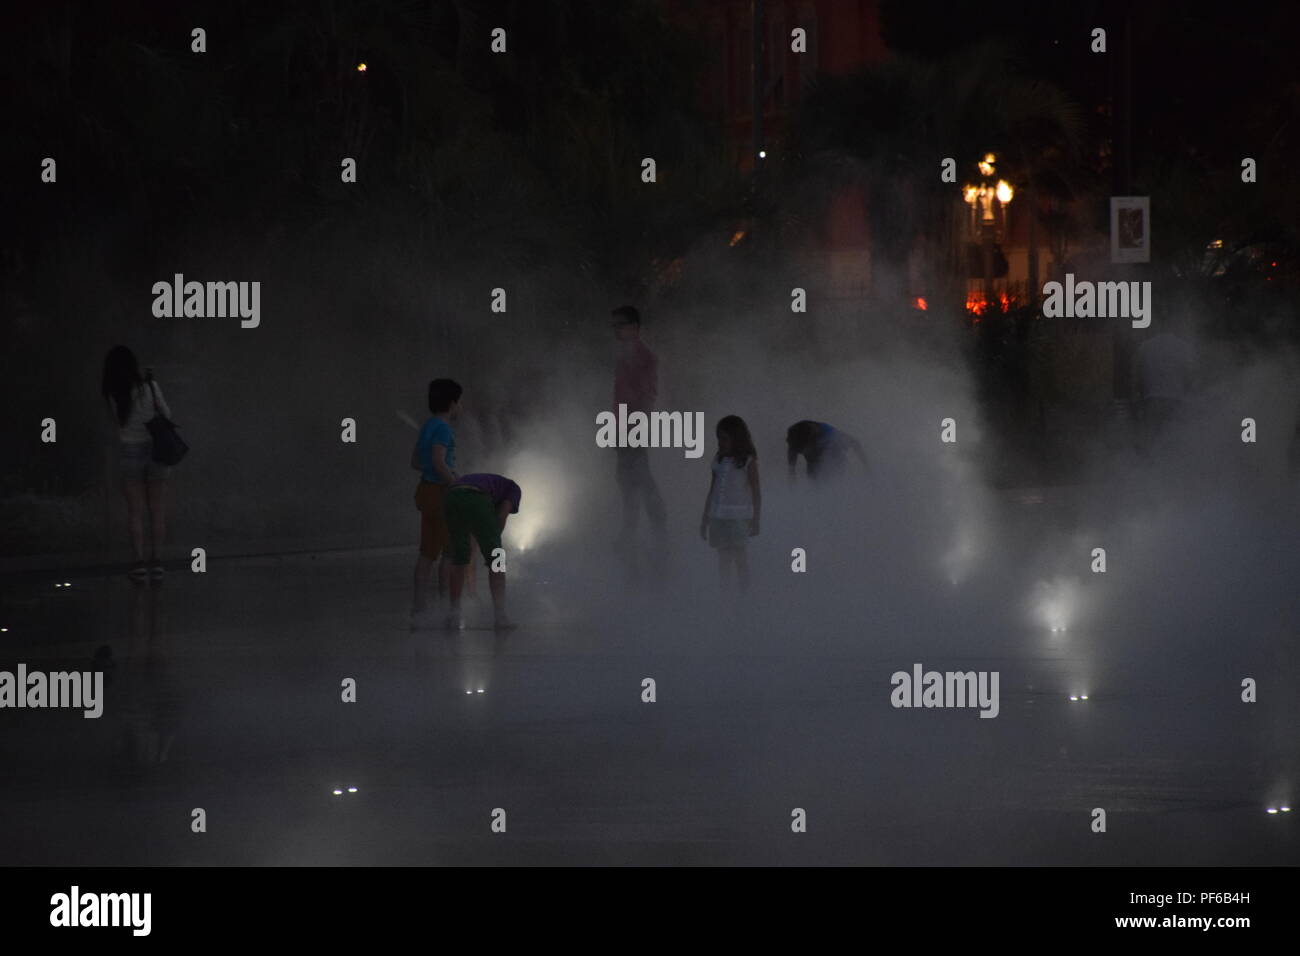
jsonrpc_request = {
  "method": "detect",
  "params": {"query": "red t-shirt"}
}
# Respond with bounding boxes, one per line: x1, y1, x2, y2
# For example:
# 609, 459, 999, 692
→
614, 340, 657, 411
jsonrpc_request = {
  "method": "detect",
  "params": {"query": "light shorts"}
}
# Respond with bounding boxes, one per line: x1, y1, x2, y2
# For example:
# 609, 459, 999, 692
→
119, 441, 170, 481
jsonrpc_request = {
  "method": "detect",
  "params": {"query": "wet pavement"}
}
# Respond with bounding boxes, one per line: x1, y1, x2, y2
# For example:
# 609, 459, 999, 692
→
1, 498, 1296, 865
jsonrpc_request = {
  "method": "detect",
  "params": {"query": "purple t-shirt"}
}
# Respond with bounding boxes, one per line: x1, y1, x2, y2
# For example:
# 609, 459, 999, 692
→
454, 474, 521, 513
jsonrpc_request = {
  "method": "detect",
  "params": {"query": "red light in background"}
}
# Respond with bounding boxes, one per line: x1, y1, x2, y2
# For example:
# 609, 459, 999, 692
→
964, 290, 1020, 318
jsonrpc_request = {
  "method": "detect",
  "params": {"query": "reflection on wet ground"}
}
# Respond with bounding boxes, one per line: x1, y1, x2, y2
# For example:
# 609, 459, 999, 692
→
1, 529, 1295, 866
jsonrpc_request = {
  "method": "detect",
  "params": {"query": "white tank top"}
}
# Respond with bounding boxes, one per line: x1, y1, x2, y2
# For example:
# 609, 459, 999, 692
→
709, 456, 753, 519
113, 381, 171, 444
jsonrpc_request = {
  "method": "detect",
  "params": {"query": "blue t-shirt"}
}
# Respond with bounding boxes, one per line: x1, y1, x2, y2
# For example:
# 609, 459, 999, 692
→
810, 422, 849, 476
417, 417, 455, 484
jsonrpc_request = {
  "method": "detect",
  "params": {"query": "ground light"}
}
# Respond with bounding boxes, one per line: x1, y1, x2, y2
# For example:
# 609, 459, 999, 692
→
1032, 577, 1080, 635
502, 450, 573, 553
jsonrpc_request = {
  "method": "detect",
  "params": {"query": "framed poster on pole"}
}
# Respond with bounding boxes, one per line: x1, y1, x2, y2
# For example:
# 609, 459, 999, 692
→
1110, 196, 1150, 263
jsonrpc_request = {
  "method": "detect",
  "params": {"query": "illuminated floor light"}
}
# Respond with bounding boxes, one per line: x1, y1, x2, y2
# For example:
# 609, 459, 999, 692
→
1069, 695, 1079, 701
476, 688, 484, 694
1080, 695, 1089, 701
332, 789, 343, 796
347, 787, 358, 793
1281, 807, 1292, 813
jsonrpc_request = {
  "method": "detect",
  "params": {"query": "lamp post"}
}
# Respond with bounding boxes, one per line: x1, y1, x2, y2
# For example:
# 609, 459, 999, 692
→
963, 154, 1013, 308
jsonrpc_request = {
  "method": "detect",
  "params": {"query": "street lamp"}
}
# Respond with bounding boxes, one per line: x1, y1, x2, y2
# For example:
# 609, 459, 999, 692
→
963, 155, 1014, 306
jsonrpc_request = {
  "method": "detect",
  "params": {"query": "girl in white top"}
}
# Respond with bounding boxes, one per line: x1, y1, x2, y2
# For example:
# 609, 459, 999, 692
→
699, 415, 761, 592
102, 346, 171, 579
115, 379, 171, 444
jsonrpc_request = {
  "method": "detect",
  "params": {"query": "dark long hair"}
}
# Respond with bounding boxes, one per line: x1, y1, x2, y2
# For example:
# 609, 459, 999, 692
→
786, 420, 820, 466
716, 415, 756, 468
102, 346, 143, 426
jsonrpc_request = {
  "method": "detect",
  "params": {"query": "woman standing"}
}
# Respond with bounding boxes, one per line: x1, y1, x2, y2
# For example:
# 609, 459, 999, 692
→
102, 346, 171, 579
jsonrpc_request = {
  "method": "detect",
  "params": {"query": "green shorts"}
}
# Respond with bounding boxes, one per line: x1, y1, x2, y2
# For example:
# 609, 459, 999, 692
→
446, 486, 502, 567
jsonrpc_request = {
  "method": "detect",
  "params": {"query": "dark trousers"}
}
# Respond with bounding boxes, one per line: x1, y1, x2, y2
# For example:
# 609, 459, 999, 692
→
616, 447, 666, 538
1138, 397, 1182, 452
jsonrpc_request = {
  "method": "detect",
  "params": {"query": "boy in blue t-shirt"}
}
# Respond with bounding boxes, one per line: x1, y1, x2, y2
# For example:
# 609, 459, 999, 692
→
412, 379, 462, 619
785, 420, 868, 481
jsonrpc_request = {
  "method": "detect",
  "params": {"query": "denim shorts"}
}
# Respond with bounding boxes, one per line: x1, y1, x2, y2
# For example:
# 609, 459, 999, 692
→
120, 441, 170, 481
707, 517, 751, 550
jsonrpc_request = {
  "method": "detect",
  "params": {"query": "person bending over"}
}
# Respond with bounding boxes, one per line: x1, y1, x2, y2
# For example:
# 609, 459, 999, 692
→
444, 473, 522, 631
785, 420, 867, 482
